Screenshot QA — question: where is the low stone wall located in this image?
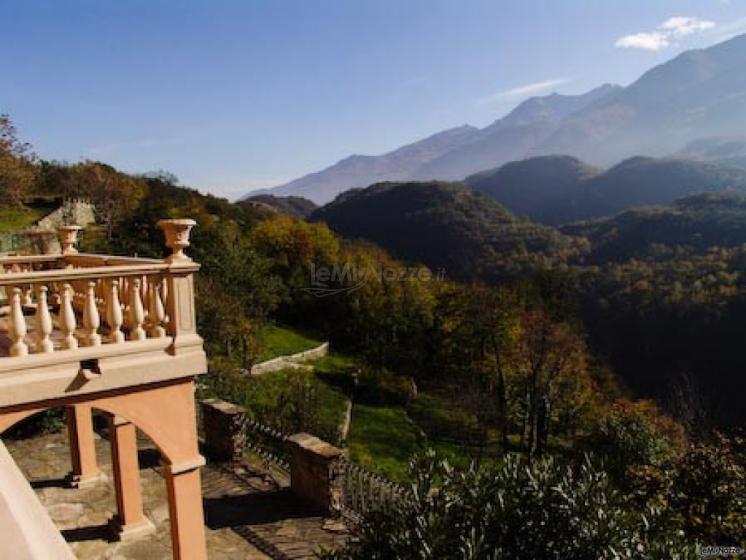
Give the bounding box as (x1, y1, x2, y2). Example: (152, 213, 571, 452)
(200, 398, 248, 462)
(35, 199, 96, 230)
(250, 342, 329, 376)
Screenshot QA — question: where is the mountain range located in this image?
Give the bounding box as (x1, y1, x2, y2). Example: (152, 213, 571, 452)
(246, 33, 746, 204)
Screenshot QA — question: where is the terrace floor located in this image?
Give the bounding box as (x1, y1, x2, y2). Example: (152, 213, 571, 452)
(4, 430, 350, 559)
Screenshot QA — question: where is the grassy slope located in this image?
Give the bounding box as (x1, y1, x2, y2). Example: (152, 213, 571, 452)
(349, 390, 497, 479)
(347, 403, 420, 481)
(0, 206, 51, 234)
(256, 324, 323, 362)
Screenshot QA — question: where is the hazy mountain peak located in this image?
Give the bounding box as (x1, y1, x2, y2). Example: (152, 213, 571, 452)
(246, 33, 746, 203)
(488, 83, 621, 131)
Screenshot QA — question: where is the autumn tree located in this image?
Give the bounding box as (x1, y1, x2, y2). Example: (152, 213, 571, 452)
(509, 309, 598, 459)
(64, 161, 145, 239)
(0, 114, 36, 207)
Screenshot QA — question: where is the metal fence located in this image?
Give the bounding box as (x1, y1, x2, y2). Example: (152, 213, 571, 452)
(240, 415, 411, 526)
(245, 418, 291, 472)
(337, 457, 410, 523)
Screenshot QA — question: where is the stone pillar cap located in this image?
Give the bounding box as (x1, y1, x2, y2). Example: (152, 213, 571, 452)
(287, 433, 343, 458)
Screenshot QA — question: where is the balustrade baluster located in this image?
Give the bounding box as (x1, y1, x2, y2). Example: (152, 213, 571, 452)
(59, 283, 78, 350)
(148, 278, 166, 338)
(82, 282, 101, 346)
(128, 278, 146, 341)
(34, 285, 54, 353)
(22, 285, 32, 306)
(8, 287, 28, 357)
(160, 279, 169, 325)
(106, 280, 124, 343)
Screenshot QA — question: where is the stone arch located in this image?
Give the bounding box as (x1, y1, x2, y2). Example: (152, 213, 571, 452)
(0, 379, 201, 468)
(76, 380, 201, 468)
(0, 408, 47, 434)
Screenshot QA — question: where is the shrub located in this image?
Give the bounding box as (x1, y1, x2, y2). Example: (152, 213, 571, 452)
(589, 400, 685, 483)
(324, 450, 696, 560)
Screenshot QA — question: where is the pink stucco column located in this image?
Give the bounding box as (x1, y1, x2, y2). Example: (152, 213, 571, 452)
(65, 405, 103, 488)
(108, 415, 154, 540)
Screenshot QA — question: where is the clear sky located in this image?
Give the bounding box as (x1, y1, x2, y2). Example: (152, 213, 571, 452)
(2, 0, 746, 199)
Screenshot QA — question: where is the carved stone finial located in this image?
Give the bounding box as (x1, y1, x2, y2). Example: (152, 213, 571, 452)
(57, 225, 83, 255)
(157, 219, 197, 263)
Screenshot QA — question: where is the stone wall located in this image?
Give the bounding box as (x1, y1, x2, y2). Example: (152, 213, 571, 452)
(250, 342, 329, 376)
(35, 199, 96, 230)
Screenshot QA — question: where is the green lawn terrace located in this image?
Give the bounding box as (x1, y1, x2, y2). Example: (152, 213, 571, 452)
(255, 324, 324, 362)
(204, 324, 518, 483)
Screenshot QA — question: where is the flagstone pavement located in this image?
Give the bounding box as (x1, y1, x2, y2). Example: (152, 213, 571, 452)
(4, 429, 350, 560)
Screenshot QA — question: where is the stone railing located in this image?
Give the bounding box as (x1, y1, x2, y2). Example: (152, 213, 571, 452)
(200, 397, 410, 520)
(0, 220, 200, 388)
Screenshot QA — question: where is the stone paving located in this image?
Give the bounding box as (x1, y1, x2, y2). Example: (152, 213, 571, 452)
(4, 429, 350, 559)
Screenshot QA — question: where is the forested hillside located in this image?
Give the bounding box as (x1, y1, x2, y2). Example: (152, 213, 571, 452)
(467, 155, 746, 224)
(310, 181, 587, 281)
(240, 194, 317, 218)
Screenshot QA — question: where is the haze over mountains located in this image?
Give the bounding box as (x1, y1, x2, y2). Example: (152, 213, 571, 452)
(246, 33, 746, 204)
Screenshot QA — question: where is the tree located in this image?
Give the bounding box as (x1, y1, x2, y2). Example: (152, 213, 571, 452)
(509, 310, 597, 459)
(64, 161, 145, 239)
(0, 114, 36, 207)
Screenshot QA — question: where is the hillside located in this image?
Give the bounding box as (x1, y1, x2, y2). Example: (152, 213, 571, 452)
(413, 84, 619, 180)
(679, 136, 746, 170)
(310, 181, 586, 281)
(466, 155, 746, 225)
(563, 192, 746, 264)
(240, 194, 317, 218)
(465, 155, 601, 222)
(536, 33, 746, 163)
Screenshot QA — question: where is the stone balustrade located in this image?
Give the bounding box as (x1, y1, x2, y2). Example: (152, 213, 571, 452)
(0, 220, 204, 410)
(0, 222, 198, 361)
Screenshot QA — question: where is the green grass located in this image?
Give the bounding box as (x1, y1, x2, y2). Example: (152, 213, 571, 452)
(408, 390, 479, 443)
(256, 324, 322, 362)
(347, 403, 421, 482)
(0, 206, 50, 234)
(242, 367, 349, 439)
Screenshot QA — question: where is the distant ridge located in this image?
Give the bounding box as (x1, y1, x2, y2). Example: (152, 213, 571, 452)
(466, 155, 746, 225)
(245, 33, 746, 204)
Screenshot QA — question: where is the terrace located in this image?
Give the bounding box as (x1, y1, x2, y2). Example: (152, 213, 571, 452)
(0, 219, 210, 559)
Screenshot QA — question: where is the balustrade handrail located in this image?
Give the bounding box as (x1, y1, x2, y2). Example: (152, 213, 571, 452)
(0, 255, 62, 266)
(0, 262, 179, 286)
(64, 253, 167, 266)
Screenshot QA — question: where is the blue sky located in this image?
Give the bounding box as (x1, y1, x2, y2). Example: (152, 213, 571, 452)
(2, 0, 746, 199)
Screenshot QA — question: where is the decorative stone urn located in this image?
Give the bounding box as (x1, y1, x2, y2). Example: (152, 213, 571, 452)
(57, 225, 83, 255)
(157, 219, 196, 263)
(22, 228, 56, 255)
